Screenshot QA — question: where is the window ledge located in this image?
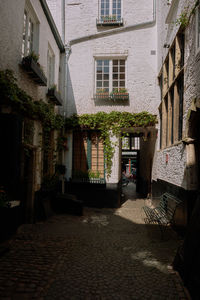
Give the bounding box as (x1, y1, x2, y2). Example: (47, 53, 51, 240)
(47, 88, 63, 106)
(21, 57, 47, 86)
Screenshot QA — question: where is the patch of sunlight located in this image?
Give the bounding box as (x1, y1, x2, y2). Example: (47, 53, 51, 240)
(82, 215, 109, 226)
(114, 208, 145, 224)
(131, 250, 168, 273)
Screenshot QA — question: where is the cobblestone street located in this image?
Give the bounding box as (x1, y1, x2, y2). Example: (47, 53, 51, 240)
(0, 190, 189, 300)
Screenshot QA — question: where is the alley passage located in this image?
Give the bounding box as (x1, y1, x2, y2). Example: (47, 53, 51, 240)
(0, 199, 188, 300)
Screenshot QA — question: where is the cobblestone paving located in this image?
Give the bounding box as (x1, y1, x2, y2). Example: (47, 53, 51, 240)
(0, 198, 189, 300)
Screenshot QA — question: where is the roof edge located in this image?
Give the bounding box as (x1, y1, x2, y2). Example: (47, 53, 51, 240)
(39, 0, 65, 53)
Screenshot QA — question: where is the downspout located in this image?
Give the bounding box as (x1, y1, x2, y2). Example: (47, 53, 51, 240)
(62, 0, 65, 43)
(67, 0, 156, 46)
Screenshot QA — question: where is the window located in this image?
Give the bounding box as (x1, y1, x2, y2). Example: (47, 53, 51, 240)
(122, 136, 140, 150)
(196, 5, 200, 52)
(47, 46, 55, 88)
(100, 0, 121, 20)
(73, 131, 105, 179)
(22, 3, 39, 58)
(96, 59, 126, 93)
(159, 32, 184, 148)
(97, 0, 123, 25)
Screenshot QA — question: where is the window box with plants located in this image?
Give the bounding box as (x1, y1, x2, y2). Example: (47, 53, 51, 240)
(96, 15, 123, 26)
(21, 52, 47, 86)
(47, 85, 63, 106)
(110, 88, 129, 101)
(72, 170, 105, 184)
(95, 88, 110, 100)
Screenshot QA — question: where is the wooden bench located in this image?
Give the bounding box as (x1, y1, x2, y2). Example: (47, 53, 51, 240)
(142, 192, 182, 238)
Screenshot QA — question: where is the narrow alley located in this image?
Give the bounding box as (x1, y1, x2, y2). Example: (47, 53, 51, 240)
(0, 190, 188, 300)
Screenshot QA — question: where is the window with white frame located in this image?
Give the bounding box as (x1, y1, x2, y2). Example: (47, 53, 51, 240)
(22, 3, 39, 58)
(47, 46, 55, 88)
(196, 5, 200, 52)
(96, 59, 126, 93)
(100, 0, 122, 21)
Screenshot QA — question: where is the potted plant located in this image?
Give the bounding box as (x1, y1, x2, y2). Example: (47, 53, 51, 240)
(110, 88, 129, 100)
(47, 84, 62, 105)
(95, 88, 110, 99)
(22, 51, 47, 86)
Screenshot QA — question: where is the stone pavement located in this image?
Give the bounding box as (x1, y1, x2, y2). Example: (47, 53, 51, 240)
(0, 197, 190, 300)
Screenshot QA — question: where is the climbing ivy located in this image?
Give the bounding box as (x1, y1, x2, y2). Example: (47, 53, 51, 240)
(0, 69, 65, 130)
(65, 111, 157, 177)
(175, 0, 199, 28)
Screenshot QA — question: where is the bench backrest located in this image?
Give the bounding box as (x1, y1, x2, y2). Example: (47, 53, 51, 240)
(158, 193, 182, 220)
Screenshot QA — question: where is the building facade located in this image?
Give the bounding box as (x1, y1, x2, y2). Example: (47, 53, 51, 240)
(47, 0, 159, 204)
(152, 0, 200, 226)
(0, 0, 65, 222)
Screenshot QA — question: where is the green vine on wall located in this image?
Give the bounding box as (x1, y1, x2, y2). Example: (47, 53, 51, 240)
(0, 69, 64, 130)
(65, 112, 157, 177)
(175, 0, 199, 28)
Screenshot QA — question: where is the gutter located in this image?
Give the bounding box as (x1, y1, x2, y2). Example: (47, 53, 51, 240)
(68, 0, 156, 46)
(39, 0, 65, 52)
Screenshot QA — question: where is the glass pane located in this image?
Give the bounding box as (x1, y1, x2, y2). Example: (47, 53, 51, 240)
(120, 60, 125, 65)
(104, 60, 109, 65)
(103, 74, 109, 80)
(97, 74, 102, 80)
(97, 60, 102, 66)
(122, 137, 130, 150)
(97, 81, 102, 87)
(104, 67, 109, 73)
(120, 81, 125, 87)
(113, 81, 118, 87)
(113, 60, 118, 65)
(97, 68, 102, 73)
(113, 74, 118, 79)
(120, 73, 125, 79)
(104, 81, 109, 87)
(120, 66, 125, 72)
(113, 67, 118, 72)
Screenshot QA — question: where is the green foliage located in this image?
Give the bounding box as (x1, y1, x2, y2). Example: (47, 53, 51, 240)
(175, 0, 199, 28)
(65, 111, 157, 177)
(0, 69, 64, 131)
(25, 51, 39, 63)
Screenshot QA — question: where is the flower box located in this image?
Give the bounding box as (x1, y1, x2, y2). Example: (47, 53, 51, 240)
(96, 17, 123, 26)
(22, 56, 47, 86)
(95, 92, 110, 100)
(47, 88, 63, 106)
(111, 92, 129, 101)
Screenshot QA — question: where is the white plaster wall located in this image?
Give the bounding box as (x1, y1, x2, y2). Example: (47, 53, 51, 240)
(65, 0, 154, 42)
(152, 0, 200, 189)
(66, 28, 158, 116)
(63, 0, 158, 182)
(46, 0, 63, 39)
(0, 0, 62, 102)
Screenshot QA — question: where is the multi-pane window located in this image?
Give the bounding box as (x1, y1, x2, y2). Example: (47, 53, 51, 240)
(22, 5, 38, 58)
(73, 131, 105, 179)
(122, 136, 140, 150)
(159, 32, 184, 149)
(112, 0, 122, 20)
(22, 10, 34, 57)
(96, 59, 126, 93)
(47, 47, 55, 88)
(96, 60, 109, 92)
(100, 0, 122, 20)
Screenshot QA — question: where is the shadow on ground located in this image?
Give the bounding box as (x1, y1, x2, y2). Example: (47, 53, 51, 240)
(0, 196, 188, 300)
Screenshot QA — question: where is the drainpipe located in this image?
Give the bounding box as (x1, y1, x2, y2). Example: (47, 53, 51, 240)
(62, 0, 65, 43)
(68, 0, 156, 46)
